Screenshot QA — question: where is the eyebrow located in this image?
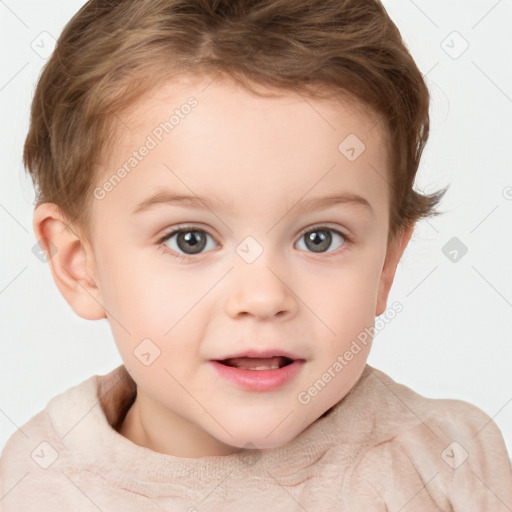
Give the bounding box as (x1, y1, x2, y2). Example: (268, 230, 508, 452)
(132, 190, 373, 216)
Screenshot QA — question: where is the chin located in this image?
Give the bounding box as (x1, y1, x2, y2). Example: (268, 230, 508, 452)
(217, 426, 299, 451)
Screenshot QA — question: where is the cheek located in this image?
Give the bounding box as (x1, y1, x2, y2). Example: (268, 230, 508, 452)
(99, 250, 211, 366)
(318, 250, 383, 310)
(309, 250, 385, 351)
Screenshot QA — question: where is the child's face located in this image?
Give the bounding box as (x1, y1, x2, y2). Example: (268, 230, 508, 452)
(49, 75, 412, 457)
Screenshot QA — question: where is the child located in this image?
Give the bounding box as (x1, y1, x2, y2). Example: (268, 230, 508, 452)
(1, 0, 511, 510)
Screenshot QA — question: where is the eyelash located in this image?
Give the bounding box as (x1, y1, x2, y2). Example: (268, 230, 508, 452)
(156, 224, 352, 262)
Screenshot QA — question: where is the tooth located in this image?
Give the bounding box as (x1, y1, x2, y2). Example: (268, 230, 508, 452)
(226, 356, 287, 370)
(243, 364, 280, 370)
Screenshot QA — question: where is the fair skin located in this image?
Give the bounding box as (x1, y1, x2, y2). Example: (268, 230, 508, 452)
(33, 74, 413, 458)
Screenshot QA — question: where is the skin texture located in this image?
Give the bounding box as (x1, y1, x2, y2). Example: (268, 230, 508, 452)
(33, 74, 414, 458)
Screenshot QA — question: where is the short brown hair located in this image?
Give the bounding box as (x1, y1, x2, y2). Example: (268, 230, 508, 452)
(24, 0, 448, 246)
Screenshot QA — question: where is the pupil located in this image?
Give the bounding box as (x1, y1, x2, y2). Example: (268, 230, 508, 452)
(307, 230, 331, 252)
(178, 231, 206, 254)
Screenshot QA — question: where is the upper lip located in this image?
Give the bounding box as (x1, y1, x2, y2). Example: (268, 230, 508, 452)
(212, 349, 304, 361)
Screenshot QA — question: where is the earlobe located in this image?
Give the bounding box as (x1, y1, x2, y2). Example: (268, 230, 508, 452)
(32, 203, 106, 320)
(375, 224, 415, 317)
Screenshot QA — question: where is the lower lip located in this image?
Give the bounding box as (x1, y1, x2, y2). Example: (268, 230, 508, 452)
(209, 360, 304, 392)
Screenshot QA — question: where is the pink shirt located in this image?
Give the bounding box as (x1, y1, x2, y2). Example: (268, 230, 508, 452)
(1, 364, 511, 511)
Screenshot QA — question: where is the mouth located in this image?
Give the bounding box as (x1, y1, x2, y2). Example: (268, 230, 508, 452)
(215, 356, 295, 371)
(209, 350, 305, 392)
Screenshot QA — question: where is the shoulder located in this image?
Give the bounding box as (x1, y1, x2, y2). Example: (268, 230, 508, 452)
(357, 365, 509, 443)
(344, 366, 512, 510)
(0, 372, 102, 510)
(0, 407, 77, 510)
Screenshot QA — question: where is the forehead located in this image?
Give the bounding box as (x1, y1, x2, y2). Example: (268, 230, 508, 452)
(92, 75, 390, 228)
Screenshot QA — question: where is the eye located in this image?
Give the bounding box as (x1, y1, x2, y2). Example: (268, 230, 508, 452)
(295, 225, 349, 255)
(158, 226, 217, 259)
(157, 224, 351, 261)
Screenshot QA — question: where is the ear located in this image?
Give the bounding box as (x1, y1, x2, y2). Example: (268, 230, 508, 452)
(32, 203, 106, 320)
(375, 223, 415, 317)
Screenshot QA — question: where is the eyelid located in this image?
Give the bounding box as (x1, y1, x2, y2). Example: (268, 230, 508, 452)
(157, 223, 216, 241)
(296, 223, 352, 242)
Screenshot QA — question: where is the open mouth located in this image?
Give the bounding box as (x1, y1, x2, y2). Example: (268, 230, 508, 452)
(210, 355, 304, 391)
(216, 356, 294, 371)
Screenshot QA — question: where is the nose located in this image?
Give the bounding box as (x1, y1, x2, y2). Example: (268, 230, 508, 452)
(224, 256, 298, 321)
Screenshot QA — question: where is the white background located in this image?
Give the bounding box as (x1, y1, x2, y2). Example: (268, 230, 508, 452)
(1, 0, 511, 458)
